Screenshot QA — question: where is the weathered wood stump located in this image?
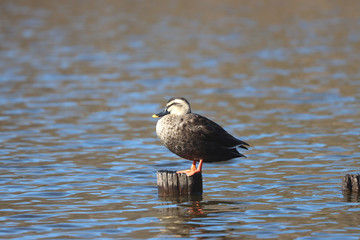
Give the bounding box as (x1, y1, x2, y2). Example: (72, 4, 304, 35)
(342, 173, 360, 192)
(157, 170, 203, 197)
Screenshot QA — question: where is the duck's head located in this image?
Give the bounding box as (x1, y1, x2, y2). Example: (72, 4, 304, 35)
(152, 97, 191, 118)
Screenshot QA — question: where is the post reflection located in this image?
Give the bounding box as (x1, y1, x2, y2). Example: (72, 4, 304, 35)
(342, 190, 360, 203)
(156, 195, 246, 238)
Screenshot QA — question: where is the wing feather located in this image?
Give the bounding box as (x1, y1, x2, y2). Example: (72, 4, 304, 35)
(187, 114, 250, 149)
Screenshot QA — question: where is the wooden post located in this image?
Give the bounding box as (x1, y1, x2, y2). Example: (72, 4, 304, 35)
(342, 173, 360, 192)
(157, 170, 203, 197)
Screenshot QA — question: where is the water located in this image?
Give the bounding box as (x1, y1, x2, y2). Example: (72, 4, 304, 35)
(1, 1, 360, 239)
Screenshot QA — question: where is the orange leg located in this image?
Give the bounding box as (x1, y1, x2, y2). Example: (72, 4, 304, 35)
(177, 159, 203, 176)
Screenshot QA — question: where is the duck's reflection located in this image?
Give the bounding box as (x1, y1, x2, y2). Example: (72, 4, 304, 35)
(185, 200, 204, 216)
(156, 195, 246, 238)
(158, 195, 205, 217)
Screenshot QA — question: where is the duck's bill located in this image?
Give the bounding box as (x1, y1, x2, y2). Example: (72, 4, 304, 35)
(152, 109, 169, 118)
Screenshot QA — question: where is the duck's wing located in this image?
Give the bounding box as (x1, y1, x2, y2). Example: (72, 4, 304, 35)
(188, 114, 250, 150)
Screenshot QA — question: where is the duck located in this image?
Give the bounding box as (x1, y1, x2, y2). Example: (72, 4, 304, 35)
(152, 97, 250, 176)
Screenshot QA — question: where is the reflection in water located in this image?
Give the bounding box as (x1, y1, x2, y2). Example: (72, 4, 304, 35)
(159, 195, 204, 204)
(1, 0, 360, 239)
(157, 196, 204, 237)
(157, 196, 248, 238)
(342, 191, 360, 203)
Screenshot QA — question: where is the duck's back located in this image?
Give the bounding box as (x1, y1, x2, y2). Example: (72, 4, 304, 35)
(156, 113, 248, 162)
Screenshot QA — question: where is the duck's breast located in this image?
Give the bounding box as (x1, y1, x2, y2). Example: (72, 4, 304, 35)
(156, 115, 177, 143)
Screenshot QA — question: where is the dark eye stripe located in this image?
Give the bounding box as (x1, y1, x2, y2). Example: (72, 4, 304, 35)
(166, 102, 179, 109)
